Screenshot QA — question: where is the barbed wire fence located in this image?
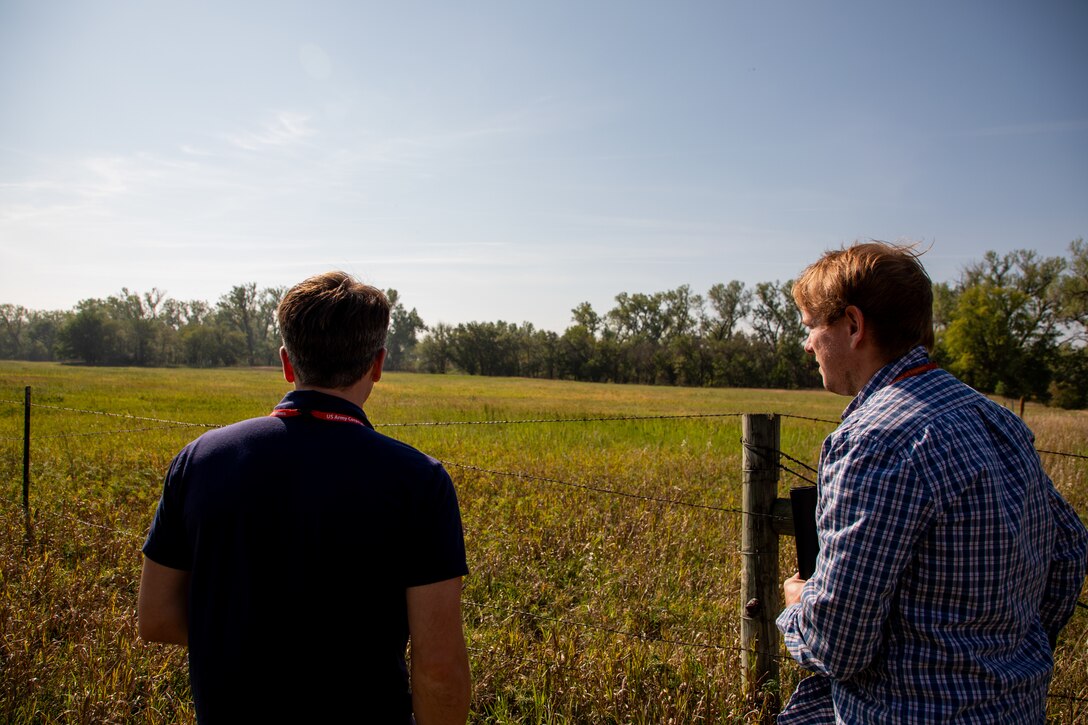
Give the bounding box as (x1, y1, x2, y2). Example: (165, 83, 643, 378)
(3, 392, 1088, 714)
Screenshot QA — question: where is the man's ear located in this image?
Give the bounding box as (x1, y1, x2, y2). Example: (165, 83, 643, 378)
(280, 346, 296, 383)
(844, 305, 866, 348)
(370, 347, 387, 383)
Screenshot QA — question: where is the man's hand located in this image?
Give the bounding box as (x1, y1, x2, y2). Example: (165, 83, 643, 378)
(783, 572, 807, 608)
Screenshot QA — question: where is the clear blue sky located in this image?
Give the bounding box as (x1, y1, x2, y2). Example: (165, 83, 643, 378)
(2, 1, 1086, 332)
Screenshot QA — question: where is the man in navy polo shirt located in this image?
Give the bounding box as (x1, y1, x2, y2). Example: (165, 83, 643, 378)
(138, 271, 471, 724)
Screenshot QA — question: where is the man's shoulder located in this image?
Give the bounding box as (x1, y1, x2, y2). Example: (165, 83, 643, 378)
(174, 412, 450, 486)
(837, 369, 1033, 460)
(361, 425, 423, 451)
(179, 415, 283, 454)
(836, 373, 964, 446)
(851, 371, 986, 427)
(361, 428, 448, 477)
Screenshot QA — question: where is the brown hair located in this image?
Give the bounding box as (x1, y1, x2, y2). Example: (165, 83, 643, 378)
(277, 271, 390, 389)
(792, 241, 934, 356)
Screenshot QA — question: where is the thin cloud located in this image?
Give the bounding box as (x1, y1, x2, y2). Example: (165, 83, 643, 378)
(0, 156, 136, 222)
(227, 111, 316, 151)
(335, 95, 588, 170)
(180, 144, 215, 157)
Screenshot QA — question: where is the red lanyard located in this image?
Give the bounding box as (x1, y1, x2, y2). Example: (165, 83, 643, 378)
(269, 408, 367, 426)
(891, 362, 938, 385)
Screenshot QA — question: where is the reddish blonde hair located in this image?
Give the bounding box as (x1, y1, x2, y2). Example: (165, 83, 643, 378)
(792, 241, 934, 356)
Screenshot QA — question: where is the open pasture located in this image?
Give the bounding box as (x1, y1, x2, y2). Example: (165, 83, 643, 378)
(2, 361, 1086, 723)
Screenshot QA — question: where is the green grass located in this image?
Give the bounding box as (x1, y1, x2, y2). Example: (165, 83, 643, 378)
(1, 361, 1085, 723)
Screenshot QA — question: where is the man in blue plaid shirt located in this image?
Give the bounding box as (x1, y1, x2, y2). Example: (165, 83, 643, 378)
(776, 242, 1088, 723)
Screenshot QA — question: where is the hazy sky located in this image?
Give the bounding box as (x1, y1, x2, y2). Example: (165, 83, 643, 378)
(2, 1, 1086, 332)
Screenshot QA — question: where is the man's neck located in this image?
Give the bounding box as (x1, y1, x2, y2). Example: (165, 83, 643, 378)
(850, 347, 915, 399)
(293, 378, 373, 409)
(846, 337, 900, 397)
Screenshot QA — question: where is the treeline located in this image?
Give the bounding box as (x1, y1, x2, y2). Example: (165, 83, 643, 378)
(411, 281, 819, 390)
(0, 284, 286, 368)
(2, 241, 1086, 407)
(0, 283, 430, 372)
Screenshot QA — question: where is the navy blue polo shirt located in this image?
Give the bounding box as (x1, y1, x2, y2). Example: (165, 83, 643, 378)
(143, 390, 468, 724)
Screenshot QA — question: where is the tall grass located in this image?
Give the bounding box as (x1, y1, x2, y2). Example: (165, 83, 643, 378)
(1, 361, 1085, 723)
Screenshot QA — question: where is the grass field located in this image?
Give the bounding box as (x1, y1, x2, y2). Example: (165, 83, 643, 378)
(2, 361, 1086, 723)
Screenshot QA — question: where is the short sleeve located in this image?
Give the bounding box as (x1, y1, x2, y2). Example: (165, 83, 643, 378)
(403, 462, 468, 587)
(142, 449, 194, 571)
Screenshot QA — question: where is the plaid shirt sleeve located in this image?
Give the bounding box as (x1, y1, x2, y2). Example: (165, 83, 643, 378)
(777, 431, 932, 679)
(1040, 484, 1088, 646)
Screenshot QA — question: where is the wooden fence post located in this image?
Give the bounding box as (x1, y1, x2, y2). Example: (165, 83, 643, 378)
(23, 385, 33, 546)
(741, 413, 781, 721)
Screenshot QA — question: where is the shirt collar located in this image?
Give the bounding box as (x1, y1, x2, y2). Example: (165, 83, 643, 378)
(841, 345, 931, 421)
(274, 389, 373, 429)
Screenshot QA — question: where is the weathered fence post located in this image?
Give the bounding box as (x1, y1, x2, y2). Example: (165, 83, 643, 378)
(23, 385, 33, 546)
(741, 413, 781, 721)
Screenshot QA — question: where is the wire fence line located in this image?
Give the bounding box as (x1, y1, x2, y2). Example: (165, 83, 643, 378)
(0, 424, 199, 441)
(1039, 448, 1088, 462)
(0, 495, 779, 663)
(8, 497, 1087, 710)
(3, 397, 1086, 462)
(1, 488, 798, 665)
(4, 399, 1086, 584)
(4, 395, 1088, 709)
(2, 395, 1084, 586)
(742, 440, 819, 487)
(0, 399, 221, 428)
(443, 461, 768, 517)
(0, 404, 815, 518)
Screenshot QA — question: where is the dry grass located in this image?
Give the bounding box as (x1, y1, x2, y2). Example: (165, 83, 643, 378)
(1, 362, 1085, 723)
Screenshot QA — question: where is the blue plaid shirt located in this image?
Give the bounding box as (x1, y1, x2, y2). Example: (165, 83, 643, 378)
(777, 347, 1088, 724)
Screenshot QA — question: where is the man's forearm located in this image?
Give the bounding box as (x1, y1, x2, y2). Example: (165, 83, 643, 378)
(407, 577, 471, 724)
(411, 658, 471, 725)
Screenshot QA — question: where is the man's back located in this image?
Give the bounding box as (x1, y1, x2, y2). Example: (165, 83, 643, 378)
(143, 390, 468, 723)
(781, 349, 1087, 722)
(822, 361, 1061, 718)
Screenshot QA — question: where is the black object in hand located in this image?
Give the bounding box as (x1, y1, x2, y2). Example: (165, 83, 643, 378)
(791, 485, 819, 579)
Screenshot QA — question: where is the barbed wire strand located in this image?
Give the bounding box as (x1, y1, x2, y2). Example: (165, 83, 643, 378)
(779, 464, 817, 486)
(741, 440, 819, 474)
(2, 399, 1084, 462)
(444, 461, 763, 518)
(0, 399, 220, 429)
(1047, 691, 1088, 705)
(1, 399, 748, 429)
(1038, 448, 1088, 461)
(779, 413, 841, 425)
(5, 425, 202, 440)
(382, 412, 749, 427)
